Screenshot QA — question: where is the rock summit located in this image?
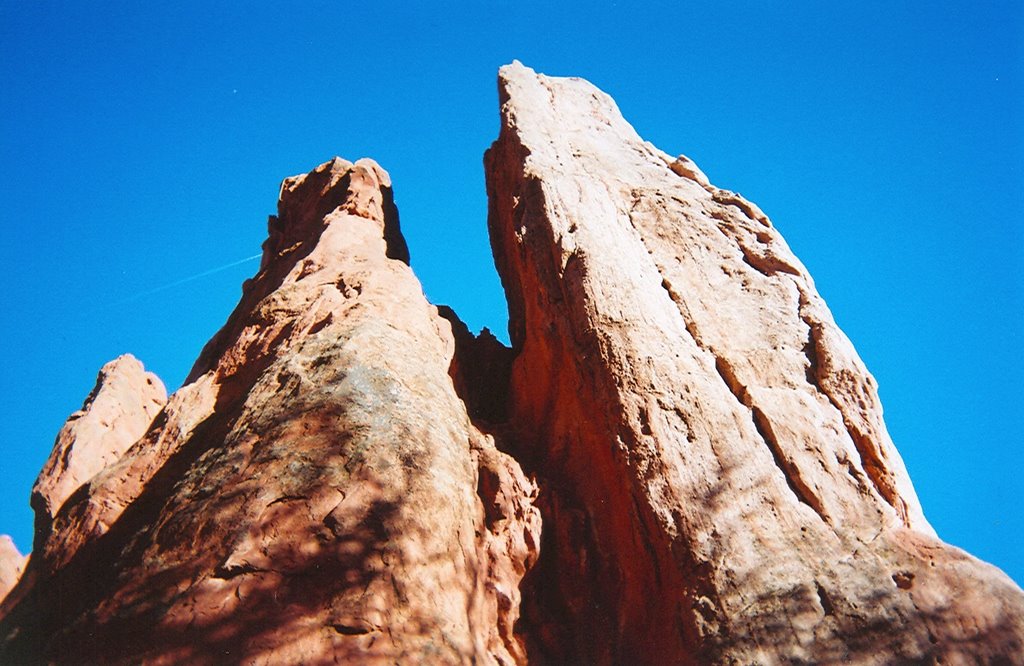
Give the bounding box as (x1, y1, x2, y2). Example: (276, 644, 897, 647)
(1, 63, 1021, 665)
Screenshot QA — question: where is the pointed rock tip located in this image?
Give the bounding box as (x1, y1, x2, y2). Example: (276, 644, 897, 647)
(0, 534, 24, 558)
(267, 156, 408, 267)
(101, 353, 143, 374)
(98, 354, 167, 398)
(497, 61, 541, 106)
(499, 60, 535, 81)
(282, 156, 391, 198)
(0, 534, 26, 604)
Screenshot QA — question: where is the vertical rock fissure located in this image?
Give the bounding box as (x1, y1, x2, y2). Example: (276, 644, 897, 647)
(644, 226, 830, 524)
(796, 294, 907, 523)
(748, 405, 830, 523)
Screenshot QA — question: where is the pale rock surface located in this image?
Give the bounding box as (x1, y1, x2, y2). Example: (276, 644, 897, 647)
(0, 157, 540, 664)
(0, 537, 25, 604)
(486, 61, 1024, 664)
(30, 354, 167, 546)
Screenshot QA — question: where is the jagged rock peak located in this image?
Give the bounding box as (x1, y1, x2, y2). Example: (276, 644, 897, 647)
(261, 157, 409, 271)
(0, 537, 25, 604)
(486, 61, 1023, 664)
(30, 354, 166, 546)
(0, 156, 539, 665)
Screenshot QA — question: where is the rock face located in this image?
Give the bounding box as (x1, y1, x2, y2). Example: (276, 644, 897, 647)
(0, 157, 540, 664)
(30, 355, 167, 553)
(0, 537, 25, 603)
(1, 63, 1021, 664)
(485, 62, 1024, 664)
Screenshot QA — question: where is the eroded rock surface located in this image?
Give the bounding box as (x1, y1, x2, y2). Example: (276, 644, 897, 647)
(1, 63, 1020, 665)
(485, 61, 1024, 664)
(0, 157, 540, 665)
(30, 354, 167, 554)
(0, 537, 25, 604)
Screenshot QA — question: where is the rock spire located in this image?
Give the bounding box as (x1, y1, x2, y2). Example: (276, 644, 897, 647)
(1, 63, 1020, 664)
(485, 61, 1023, 664)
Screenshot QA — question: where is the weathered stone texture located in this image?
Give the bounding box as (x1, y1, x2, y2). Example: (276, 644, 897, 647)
(0, 157, 540, 665)
(1, 63, 1020, 665)
(30, 354, 166, 552)
(485, 61, 1023, 664)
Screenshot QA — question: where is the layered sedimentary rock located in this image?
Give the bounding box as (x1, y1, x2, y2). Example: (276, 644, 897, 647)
(1, 63, 1021, 665)
(0, 157, 540, 664)
(486, 62, 1024, 663)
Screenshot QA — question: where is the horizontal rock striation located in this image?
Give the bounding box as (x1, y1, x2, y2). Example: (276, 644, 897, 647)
(485, 61, 1024, 664)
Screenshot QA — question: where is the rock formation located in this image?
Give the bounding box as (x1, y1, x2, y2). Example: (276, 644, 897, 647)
(485, 62, 1023, 664)
(30, 355, 167, 555)
(0, 157, 540, 664)
(0, 63, 1021, 664)
(0, 537, 25, 603)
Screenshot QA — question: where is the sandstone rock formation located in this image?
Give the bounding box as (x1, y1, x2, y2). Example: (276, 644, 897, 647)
(486, 61, 1024, 664)
(0, 536, 25, 603)
(0, 63, 1021, 665)
(0, 157, 540, 664)
(30, 354, 167, 553)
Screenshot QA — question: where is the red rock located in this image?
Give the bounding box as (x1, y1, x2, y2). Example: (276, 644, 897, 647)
(1, 64, 1021, 665)
(30, 355, 166, 554)
(0, 157, 540, 664)
(485, 61, 1024, 664)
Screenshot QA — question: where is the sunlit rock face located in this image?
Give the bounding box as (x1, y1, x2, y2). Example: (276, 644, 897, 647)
(0, 157, 540, 665)
(28, 354, 167, 567)
(0, 537, 25, 604)
(485, 61, 1024, 664)
(0, 64, 1021, 665)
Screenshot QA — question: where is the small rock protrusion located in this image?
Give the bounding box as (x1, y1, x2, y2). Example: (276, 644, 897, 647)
(668, 154, 711, 189)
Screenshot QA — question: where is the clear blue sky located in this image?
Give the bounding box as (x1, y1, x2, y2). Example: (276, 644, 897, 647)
(1, 3, 1020, 584)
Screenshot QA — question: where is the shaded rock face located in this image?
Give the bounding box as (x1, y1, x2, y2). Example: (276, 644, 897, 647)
(486, 62, 1024, 664)
(0, 157, 540, 664)
(0, 63, 1021, 665)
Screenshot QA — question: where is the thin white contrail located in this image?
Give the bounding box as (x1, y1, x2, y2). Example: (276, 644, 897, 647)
(113, 253, 262, 306)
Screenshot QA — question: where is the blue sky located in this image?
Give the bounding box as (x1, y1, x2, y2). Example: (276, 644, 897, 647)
(1, 3, 1020, 584)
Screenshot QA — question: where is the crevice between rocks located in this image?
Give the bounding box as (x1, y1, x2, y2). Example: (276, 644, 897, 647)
(436, 306, 514, 428)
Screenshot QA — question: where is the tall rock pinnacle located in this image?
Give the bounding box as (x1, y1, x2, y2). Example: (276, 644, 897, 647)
(0, 157, 540, 664)
(485, 61, 1023, 663)
(0, 64, 1020, 664)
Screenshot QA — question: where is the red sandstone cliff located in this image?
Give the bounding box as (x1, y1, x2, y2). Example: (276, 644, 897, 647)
(0, 63, 1020, 664)
(485, 61, 1023, 664)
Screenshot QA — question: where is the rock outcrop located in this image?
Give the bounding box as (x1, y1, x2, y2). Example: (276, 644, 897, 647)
(486, 61, 1024, 664)
(0, 537, 25, 603)
(0, 157, 540, 664)
(30, 355, 167, 554)
(0, 63, 1021, 664)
